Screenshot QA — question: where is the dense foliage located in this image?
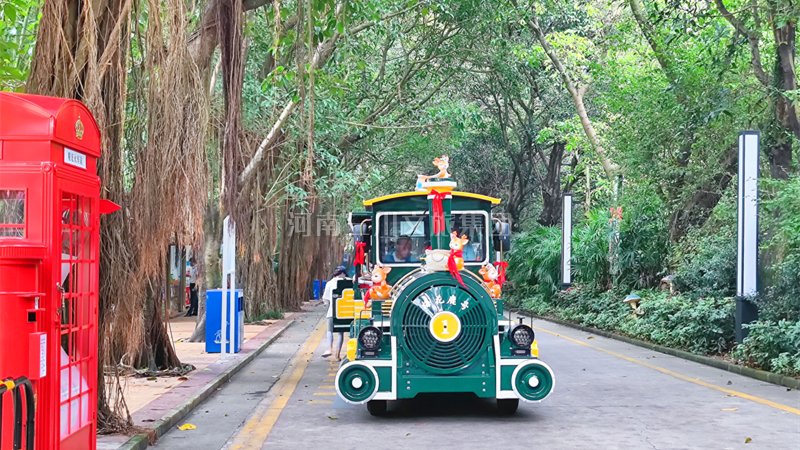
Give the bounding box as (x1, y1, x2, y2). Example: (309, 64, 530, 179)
(508, 178, 800, 374)
(515, 288, 735, 354)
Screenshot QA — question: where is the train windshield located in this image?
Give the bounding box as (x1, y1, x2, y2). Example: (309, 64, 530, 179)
(452, 212, 488, 264)
(377, 211, 489, 265)
(378, 213, 427, 265)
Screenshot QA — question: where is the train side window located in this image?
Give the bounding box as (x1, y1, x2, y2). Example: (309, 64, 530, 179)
(452, 212, 488, 264)
(377, 213, 427, 265)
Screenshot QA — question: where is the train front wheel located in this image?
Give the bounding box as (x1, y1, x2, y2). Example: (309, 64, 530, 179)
(497, 399, 519, 415)
(367, 400, 388, 416)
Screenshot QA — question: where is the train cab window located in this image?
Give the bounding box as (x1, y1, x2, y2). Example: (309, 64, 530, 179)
(452, 212, 488, 264)
(377, 213, 427, 264)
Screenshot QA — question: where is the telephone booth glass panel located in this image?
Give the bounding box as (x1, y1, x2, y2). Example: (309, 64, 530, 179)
(0, 189, 25, 237)
(58, 191, 94, 439)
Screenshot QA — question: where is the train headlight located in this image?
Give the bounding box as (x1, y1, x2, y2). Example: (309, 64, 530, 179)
(358, 326, 382, 352)
(509, 324, 535, 350)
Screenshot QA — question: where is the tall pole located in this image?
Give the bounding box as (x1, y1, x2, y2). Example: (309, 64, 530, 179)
(222, 216, 236, 353)
(736, 131, 759, 343)
(561, 192, 572, 288)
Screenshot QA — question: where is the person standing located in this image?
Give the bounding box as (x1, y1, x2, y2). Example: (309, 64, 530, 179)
(322, 266, 347, 359)
(185, 257, 199, 317)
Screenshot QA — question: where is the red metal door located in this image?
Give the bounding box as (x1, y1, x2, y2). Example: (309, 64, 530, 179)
(54, 181, 98, 450)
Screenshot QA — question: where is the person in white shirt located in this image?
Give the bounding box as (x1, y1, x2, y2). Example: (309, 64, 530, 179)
(185, 258, 199, 316)
(322, 266, 347, 359)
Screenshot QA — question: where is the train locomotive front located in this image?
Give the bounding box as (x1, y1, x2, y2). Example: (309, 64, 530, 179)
(332, 162, 555, 415)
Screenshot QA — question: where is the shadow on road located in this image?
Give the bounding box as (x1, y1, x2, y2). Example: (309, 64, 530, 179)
(378, 393, 541, 422)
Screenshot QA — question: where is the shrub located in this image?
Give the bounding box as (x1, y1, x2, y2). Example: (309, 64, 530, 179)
(759, 176, 800, 323)
(507, 226, 562, 300)
(731, 320, 800, 376)
(617, 292, 735, 354)
(754, 252, 800, 324)
(672, 193, 737, 297)
(615, 185, 670, 290)
(573, 209, 612, 290)
(248, 309, 284, 321)
(535, 289, 735, 355)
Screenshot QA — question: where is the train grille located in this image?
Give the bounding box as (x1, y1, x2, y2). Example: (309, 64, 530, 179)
(400, 288, 489, 373)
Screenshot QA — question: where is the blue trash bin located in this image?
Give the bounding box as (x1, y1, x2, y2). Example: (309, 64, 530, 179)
(206, 289, 244, 353)
(312, 279, 323, 300)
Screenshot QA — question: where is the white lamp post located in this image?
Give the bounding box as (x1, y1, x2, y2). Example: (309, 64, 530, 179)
(222, 216, 237, 354)
(561, 192, 572, 288)
(736, 131, 759, 342)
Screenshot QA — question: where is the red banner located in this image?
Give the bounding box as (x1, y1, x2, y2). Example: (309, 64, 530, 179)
(354, 241, 366, 266)
(494, 261, 508, 287)
(430, 190, 447, 234)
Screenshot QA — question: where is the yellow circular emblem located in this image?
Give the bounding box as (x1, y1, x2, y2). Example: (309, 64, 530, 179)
(429, 311, 461, 343)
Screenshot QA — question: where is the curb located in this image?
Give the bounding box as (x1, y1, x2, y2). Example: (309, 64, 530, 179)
(513, 309, 800, 391)
(117, 318, 296, 450)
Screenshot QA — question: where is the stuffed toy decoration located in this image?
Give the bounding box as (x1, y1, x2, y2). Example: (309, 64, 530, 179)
(479, 263, 502, 298)
(365, 265, 392, 306)
(447, 231, 469, 287)
(415, 155, 452, 188)
(430, 155, 450, 179)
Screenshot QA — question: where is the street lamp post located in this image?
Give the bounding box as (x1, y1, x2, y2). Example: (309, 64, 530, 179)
(561, 192, 572, 289)
(736, 131, 759, 343)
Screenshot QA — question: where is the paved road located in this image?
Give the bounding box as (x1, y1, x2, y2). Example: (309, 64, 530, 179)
(155, 304, 800, 449)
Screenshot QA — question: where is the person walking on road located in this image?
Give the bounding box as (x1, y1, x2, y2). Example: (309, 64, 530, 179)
(322, 266, 347, 359)
(186, 257, 199, 317)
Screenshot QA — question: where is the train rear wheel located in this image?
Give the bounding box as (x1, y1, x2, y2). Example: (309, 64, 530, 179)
(497, 399, 519, 415)
(367, 400, 388, 416)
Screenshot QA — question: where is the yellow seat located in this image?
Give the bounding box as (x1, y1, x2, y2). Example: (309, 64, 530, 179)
(335, 288, 371, 319)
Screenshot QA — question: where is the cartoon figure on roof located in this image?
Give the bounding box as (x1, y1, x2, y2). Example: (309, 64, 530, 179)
(416, 155, 453, 191)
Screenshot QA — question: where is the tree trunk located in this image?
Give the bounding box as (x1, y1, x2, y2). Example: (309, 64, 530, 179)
(538, 142, 566, 226)
(190, 202, 223, 342)
(139, 278, 181, 370)
(28, 0, 135, 431)
(769, 20, 798, 178)
(668, 145, 738, 241)
(521, 11, 618, 182)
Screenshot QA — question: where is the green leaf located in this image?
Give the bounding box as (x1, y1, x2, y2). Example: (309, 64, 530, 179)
(3, 3, 17, 22)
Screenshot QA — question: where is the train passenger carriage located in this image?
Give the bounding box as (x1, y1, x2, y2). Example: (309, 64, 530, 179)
(333, 157, 555, 416)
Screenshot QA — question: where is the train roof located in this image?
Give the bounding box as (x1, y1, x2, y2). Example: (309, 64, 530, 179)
(362, 191, 501, 207)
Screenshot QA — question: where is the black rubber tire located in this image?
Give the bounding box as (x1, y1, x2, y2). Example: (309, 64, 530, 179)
(367, 400, 388, 416)
(497, 398, 519, 416)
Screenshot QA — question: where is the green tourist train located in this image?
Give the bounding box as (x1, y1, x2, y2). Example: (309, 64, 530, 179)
(332, 157, 555, 416)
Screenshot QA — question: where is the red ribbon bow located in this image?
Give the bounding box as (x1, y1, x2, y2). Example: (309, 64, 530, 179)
(494, 261, 508, 287)
(430, 190, 447, 234)
(448, 249, 466, 287)
(354, 241, 366, 266)
(363, 288, 371, 307)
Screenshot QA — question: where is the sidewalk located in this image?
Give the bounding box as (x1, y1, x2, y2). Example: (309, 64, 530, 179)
(97, 302, 320, 449)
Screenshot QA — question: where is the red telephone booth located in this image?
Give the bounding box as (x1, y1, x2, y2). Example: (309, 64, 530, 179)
(0, 92, 115, 450)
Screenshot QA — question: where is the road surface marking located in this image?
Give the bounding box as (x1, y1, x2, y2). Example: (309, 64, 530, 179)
(313, 392, 337, 396)
(536, 326, 800, 416)
(227, 318, 327, 449)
